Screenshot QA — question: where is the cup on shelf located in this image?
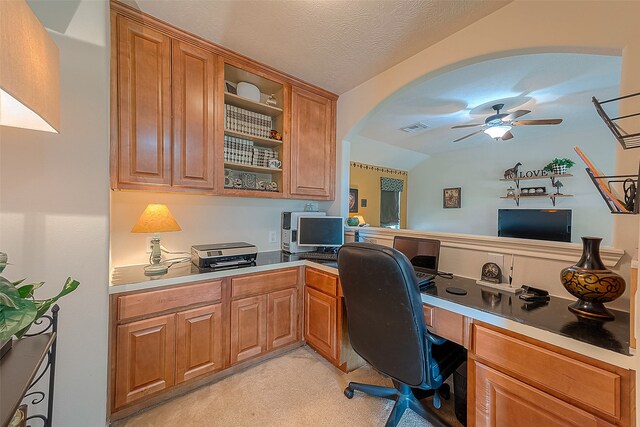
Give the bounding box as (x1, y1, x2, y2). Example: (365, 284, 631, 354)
(268, 159, 281, 169)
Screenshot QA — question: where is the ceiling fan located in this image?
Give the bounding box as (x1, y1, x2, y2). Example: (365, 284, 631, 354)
(451, 103, 563, 142)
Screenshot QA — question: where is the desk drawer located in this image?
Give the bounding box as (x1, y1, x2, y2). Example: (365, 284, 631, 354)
(305, 268, 338, 296)
(423, 305, 465, 346)
(117, 280, 222, 321)
(231, 268, 298, 299)
(473, 325, 621, 419)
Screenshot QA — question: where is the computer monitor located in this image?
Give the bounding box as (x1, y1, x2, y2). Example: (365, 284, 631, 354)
(297, 216, 344, 247)
(392, 236, 440, 274)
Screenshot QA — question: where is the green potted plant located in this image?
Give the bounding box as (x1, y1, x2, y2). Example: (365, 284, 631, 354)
(0, 252, 79, 357)
(543, 158, 576, 175)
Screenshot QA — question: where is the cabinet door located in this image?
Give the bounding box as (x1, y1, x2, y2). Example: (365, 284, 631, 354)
(230, 295, 267, 364)
(172, 40, 217, 190)
(115, 314, 175, 409)
(290, 86, 335, 200)
(304, 287, 337, 360)
(267, 288, 298, 350)
(176, 303, 223, 384)
(474, 361, 613, 427)
(116, 17, 172, 188)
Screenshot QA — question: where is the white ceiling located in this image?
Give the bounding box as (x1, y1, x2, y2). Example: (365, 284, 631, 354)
(134, 0, 510, 94)
(351, 53, 622, 157)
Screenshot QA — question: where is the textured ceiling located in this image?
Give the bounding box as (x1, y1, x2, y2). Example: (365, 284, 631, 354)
(134, 0, 511, 94)
(352, 53, 621, 156)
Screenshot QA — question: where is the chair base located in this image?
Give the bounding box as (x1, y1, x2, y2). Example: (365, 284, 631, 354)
(344, 380, 449, 427)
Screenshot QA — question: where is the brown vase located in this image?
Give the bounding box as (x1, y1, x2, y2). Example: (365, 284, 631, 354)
(560, 237, 625, 321)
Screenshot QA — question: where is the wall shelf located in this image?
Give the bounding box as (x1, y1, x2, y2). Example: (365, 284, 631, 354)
(500, 173, 572, 189)
(500, 194, 573, 207)
(592, 92, 640, 150)
(224, 92, 283, 117)
(586, 167, 640, 214)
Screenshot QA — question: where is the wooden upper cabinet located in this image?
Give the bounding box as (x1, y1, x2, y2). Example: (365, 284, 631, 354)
(290, 86, 335, 200)
(172, 40, 217, 190)
(116, 16, 172, 188)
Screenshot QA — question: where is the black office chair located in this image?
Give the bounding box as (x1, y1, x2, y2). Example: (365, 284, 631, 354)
(338, 242, 465, 427)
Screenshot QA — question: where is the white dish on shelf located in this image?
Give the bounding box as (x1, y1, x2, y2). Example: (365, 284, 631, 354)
(237, 82, 260, 102)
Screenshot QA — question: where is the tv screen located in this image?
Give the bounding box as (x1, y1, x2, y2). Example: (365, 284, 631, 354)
(297, 216, 344, 247)
(498, 209, 572, 243)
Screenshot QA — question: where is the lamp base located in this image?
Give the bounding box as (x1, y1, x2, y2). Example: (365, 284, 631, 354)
(144, 263, 169, 276)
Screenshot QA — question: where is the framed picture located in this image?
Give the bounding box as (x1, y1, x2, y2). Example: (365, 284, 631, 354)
(443, 187, 461, 209)
(349, 188, 359, 213)
(224, 80, 237, 95)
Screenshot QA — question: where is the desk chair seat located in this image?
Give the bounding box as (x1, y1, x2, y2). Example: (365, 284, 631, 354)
(338, 243, 465, 427)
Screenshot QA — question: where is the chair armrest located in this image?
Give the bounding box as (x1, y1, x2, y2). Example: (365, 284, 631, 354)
(425, 330, 447, 346)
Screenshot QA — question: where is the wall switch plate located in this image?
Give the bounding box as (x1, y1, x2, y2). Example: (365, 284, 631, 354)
(487, 253, 504, 281)
(145, 237, 153, 254)
(269, 231, 278, 243)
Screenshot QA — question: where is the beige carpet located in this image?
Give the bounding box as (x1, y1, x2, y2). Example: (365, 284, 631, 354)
(116, 346, 462, 427)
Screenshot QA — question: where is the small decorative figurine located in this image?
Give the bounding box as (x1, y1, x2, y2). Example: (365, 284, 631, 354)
(553, 180, 564, 194)
(269, 130, 282, 141)
(506, 187, 516, 197)
(503, 162, 522, 180)
(266, 94, 277, 107)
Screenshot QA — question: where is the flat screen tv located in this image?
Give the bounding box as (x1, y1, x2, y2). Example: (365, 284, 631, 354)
(498, 209, 572, 243)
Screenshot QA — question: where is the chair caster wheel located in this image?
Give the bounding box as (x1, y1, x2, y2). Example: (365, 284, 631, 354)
(344, 387, 354, 399)
(438, 383, 451, 400)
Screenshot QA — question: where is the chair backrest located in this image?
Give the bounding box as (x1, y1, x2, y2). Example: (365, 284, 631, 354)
(337, 242, 429, 387)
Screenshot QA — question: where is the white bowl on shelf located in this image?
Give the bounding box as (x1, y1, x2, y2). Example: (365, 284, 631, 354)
(237, 82, 260, 102)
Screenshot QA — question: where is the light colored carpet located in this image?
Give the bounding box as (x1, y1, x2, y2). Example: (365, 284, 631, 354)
(117, 346, 462, 427)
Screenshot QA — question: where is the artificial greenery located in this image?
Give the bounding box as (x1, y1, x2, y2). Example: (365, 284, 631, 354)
(543, 158, 576, 173)
(0, 252, 79, 341)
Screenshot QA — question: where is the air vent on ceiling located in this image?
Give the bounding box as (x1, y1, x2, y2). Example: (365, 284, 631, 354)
(400, 122, 429, 133)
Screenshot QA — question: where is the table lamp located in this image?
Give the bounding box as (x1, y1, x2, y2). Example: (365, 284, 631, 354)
(131, 204, 181, 275)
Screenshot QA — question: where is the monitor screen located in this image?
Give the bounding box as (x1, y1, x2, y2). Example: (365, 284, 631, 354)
(498, 209, 572, 242)
(297, 216, 344, 247)
(393, 236, 440, 273)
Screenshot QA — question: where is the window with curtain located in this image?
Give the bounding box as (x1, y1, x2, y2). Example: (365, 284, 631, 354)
(380, 177, 403, 229)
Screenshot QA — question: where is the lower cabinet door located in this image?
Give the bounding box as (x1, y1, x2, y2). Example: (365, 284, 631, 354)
(267, 288, 298, 350)
(474, 361, 613, 427)
(115, 314, 176, 409)
(176, 303, 223, 383)
(230, 295, 267, 364)
(304, 287, 337, 360)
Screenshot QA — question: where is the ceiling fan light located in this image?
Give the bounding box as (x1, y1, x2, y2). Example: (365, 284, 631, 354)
(484, 125, 512, 139)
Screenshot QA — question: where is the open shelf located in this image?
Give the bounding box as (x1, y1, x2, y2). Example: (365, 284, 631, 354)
(499, 173, 572, 182)
(592, 92, 640, 149)
(224, 129, 283, 148)
(224, 92, 283, 117)
(224, 161, 282, 174)
(501, 194, 573, 207)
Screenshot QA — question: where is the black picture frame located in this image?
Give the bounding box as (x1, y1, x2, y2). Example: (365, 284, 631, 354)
(225, 81, 237, 95)
(349, 188, 359, 213)
(443, 187, 461, 209)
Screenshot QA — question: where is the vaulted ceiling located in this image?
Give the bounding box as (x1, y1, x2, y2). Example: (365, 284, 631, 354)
(134, 0, 511, 94)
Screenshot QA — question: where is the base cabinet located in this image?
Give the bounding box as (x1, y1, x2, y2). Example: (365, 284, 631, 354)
(268, 288, 298, 351)
(230, 295, 268, 364)
(473, 361, 612, 427)
(176, 303, 224, 383)
(304, 287, 337, 360)
(115, 314, 176, 408)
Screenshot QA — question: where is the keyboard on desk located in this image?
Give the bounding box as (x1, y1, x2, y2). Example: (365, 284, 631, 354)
(297, 251, 338, 261)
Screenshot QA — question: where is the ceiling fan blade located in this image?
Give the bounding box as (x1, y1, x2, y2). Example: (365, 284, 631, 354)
(453, 129, 484, 142)
(501, 131, 514, 141)
(501, 110, 530, 122)
(451, 123, 484, 129)
(512, 119, 563, 126)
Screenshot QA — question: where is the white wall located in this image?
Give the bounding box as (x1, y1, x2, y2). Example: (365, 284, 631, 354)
(110, 191, 331, 267)
(0, 3, 110, 426)
(408, 122, 615, 245)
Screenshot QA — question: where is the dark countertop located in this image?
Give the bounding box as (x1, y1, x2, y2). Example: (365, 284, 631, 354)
(421, 275, 630, 356)
(111, 250, 630, 356)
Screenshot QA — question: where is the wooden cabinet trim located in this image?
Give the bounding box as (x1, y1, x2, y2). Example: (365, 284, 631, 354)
(305, 267, 338, 296)
(176, 303, 224, 383)
(117, 280, 222, 321)
(422, 304, 466, 347)
(231, 268, 299, 299)
(114, 314, 176, 409)
(304, 287, 338, 361)
(230, 295, 268, 364)
(473, 324, 623, 420)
